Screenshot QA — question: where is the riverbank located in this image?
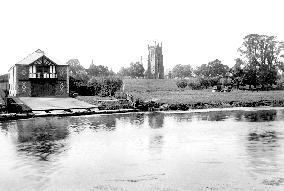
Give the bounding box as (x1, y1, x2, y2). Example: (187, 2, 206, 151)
(0, 108, 139, 121)
(76, 92, 284, 111)
(121, 79, 284, 111)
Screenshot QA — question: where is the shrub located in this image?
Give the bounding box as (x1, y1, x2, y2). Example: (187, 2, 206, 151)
(87, 77, 101, 95)
(198, 77, 210, 89)
(176, 79, 188, 88)
(187, 78, 202, 90)
(70, 76, 123, 97)
(276, 78, 284, 90)
(99, 77, 123, 97)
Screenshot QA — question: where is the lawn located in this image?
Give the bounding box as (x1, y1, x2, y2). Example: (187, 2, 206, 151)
(123, 79, 284, 105)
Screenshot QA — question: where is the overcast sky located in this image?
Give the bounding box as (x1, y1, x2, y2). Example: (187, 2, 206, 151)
(1, 0, 284, 75)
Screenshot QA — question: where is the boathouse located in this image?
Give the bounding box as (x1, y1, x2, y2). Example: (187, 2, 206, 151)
(8, 49, 69, 97)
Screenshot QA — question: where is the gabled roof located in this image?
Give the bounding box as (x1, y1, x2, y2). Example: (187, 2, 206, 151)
(15, 49, 65, 66)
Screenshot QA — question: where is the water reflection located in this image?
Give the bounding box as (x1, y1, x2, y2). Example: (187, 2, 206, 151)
(246, 128, 282, 175)
(129, 113, 145, 126)
(68, 115, 116, 132)
(170, 109, 278, 123)
(16, 117, 69, 161)
(197, 111, 229, 121)
(148, 112, 164, 128)
(243, 110, 277, 122)
(0, 109, 284, 190)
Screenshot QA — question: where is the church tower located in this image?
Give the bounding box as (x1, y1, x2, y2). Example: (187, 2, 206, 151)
(147, 41, 164, 79)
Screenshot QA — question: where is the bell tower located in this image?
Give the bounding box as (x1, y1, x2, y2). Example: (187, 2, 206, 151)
(147, 41, 164, 79)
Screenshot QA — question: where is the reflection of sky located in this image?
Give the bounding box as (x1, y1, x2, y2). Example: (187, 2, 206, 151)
(0, 109, 284, 190)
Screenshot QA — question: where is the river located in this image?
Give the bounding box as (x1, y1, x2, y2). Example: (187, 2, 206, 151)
(0, 108, 284, 191)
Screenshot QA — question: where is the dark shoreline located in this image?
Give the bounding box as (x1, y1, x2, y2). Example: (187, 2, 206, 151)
(135, 99, 284, 111)
(1, 99, 284, 122)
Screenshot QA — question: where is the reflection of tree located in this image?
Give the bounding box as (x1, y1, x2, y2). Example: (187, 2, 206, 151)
(16, 117, 69, 161)
(148, 112, 164, 129)
(172, 113, 193, 122)
(129, 113, 145, 126)
(205, 111, 229, 121)
(149, 135, 164, 155)
(246, 129, 281, 175)
(243, 110, 276, 122)
(233, 111, 243, 121)
(69, 115, 116, 132)
(194, 111, 229, 121)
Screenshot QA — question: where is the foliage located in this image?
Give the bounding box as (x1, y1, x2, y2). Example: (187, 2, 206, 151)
(172, 64, 193, 78)
(67, 59, 89, 81)
(87, 63, 111, 77)
(194, 64, 209, 77)
(231, 58, 245, 88)
(194, 59, 229, 78)
(276, 77, 284, 90)
(198, 77, 211, 89)
(69, 76, 122, 97)
(129, 62, 145, 78)
(238, 34, 284, 86)
(176, 79, 188, 88)
(187, 78, 202, 90)
(99, 76, 123, 96)
(118, 62, 145, 78)
(118, 67, 130, 77)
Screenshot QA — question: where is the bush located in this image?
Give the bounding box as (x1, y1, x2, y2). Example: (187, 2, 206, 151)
(69, 76, 89, 96)
(198, 77, 210, 89)
(69, 76, 123, 97)
(187, 78, 202, 90)
(99, 77, 123, 97)
(276, 78, 284, 90)
(87, 77, 101, 95)
(176, 80, 188, 88)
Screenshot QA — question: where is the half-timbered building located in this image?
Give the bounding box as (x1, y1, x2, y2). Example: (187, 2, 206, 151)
(8, 49, 69, 97)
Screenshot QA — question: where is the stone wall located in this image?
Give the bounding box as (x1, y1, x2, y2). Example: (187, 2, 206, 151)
(16, 65, 31, 97)
(16, 65, 29, 81)
(17, 81, 32, 97)
(55, 65, 69, 97)
(55, 81, 68, 97)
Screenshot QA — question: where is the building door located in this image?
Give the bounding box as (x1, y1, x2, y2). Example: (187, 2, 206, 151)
(31, 81, 55, 97)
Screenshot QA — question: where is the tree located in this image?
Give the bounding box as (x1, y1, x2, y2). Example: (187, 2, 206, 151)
(172, 64, 193, 78)
(67, 59, 89, 81)
(231, 58, 245, 88)
(194, 60, 229, 78)
(87, 63, 110, 77)
(238, 34, 284, 87)
(129, 62, 145, 78)
(118, 62, 145, 78)
(118, 67, 130, 77)
(194, 64, 210, 78)
(207, 59, 229, 78)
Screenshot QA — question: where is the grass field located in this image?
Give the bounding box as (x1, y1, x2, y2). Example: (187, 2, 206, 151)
(123, 79, 284, 105)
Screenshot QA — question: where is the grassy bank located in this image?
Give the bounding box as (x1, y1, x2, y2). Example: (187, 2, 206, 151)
(122, 79, 284, 110)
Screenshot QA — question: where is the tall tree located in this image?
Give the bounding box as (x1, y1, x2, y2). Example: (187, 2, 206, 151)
(87, 63, 110, 77)
(231, 58, 245, 88)
(194, 60, 229, 78)
(129, 62, 145, 78)
(118, 62, 145, 78)
(238, 34, 284, 86)
(172, 64, 193, 78)
(67, 59, 88, 81)
(207, 59, 229, 78)
(194, 64, 210, 77)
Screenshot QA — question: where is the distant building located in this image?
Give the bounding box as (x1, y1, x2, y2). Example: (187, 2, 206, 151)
(8, 49, 69, 97)
(147, 41, 164, 79)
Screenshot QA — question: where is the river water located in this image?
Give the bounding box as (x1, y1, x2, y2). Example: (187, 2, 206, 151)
(0, 109, 284, 191)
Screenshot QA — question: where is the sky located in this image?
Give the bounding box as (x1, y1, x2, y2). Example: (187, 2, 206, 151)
(1, 0, 284, 75)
